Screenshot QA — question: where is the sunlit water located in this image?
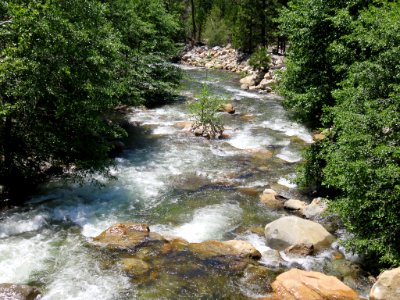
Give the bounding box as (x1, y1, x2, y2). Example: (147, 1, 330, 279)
(0, 66, 370, 299)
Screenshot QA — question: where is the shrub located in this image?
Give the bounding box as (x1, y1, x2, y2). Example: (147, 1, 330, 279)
(248, 47, 271, 72)
(188, 84, 224, 139)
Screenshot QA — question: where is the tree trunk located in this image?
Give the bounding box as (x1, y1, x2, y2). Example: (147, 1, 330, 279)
(190, 0, 196, 43)
(261, 0, 267, 47)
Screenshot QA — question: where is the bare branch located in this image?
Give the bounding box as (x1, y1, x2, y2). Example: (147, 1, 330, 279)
(0, 20, 12, 26)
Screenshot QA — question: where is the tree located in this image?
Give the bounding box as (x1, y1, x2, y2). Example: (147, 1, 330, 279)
(280, 0, 400, 267)
(189, 84, 224, 139)
(0, 0, 182, 203)
(324, 1, 400, 266)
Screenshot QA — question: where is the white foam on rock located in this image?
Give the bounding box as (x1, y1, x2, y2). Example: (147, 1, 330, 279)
(262, 118, 313, 143)
(276, 147, 302, 163)
(0, 232, 56, 283)
(0, 212, 48, 238)
(277, 178, 297, 189)
(42, 235, 131, 300)
(153, 202, 242, 243)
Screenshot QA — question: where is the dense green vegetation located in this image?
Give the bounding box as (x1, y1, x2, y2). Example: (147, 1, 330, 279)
(187, 0, 288, 52)
(0, 0, 181, 202)
(279, 0, 400, 266)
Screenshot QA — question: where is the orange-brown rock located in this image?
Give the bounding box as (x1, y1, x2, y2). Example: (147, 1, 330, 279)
(218, 103, 235, 114)
(270, 269, 360, 300)
(240, 114, 256, 121)
(92, 223, 166, 250)
(248, 148, 273, 159)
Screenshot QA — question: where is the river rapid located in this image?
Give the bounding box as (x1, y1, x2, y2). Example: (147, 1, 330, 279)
(0, 66, 371, 299)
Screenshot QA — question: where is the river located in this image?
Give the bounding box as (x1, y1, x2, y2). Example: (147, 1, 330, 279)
(0, 65, 371, 299)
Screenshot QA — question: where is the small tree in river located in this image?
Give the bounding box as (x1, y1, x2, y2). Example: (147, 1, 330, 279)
(188, 84, 224, 139)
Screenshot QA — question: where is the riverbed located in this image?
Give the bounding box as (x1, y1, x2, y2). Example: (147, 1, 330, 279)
(0, 65, 371, 299)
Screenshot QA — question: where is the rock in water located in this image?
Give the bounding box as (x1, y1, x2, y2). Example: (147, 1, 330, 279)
(264, 216, 335, 251)
(0, 283, 41, 300)
(188, 240, 261, 259)
(370, 267, 400, 300)
(92, 223, 166, 250)
(270, 269, 360, 300)
(218, 103, 235, 114)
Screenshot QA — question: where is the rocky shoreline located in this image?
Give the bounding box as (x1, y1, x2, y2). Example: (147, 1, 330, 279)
(180, 44, 285, 93)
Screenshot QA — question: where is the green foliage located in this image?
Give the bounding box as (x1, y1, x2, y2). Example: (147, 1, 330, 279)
(0, 0, 182, 201)
(324, 1, 400, 266)
(203, 5, 230, 47)
(248, 47, 271, 72)
(279, 0, 400, 267)
(188, 84, 224, 139)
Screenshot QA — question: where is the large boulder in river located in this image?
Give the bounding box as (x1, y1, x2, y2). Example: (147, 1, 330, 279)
(0, 283, 41, 300)
(269, 269, 360, 300)
(370, 267, 400, 300)
(264, 216, 335, 251)
(92, 223, 166, 250)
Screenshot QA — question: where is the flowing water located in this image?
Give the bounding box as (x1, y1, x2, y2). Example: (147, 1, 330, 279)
(0, 66, 371, 299)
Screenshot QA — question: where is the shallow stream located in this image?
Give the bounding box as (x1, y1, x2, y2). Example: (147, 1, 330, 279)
(0, 66, 371, 299)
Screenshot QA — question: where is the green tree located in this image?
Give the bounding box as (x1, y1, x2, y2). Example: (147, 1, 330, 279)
(324, 1, 400, 266)
(0, 0, 182, 203)
(189, 84, 224, 139)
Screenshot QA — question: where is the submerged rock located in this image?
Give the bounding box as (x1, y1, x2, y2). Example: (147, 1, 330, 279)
(188, 240, 261, 259)
(264, 216, 335, 251)
(370, 267, 400, 300)
(120, 257, 150, 277)
(92, 223, 166, 250)
(270, 269, 360, 300)
(0, 283, 41, 300)
(260, 191, 284, 209)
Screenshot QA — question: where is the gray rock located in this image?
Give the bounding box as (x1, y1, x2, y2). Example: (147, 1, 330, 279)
(264, 216, 335, 251)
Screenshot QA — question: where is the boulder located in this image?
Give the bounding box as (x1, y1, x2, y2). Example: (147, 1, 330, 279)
(284, 199, 307, 212)
(120, 258, 150, 277)
(313, 132, 326, 141)
(92, 223, 166, 250)
(303, 198, 328, 219)
(262, 189, 277, 195)
(188, 240, 261, 259)
(0, 284, 41, 300)
(264, 216, 335, 251)
(257, 78, 274, 90)
(260, 193, 284, 209)
(270, 269, 360, 300)
(240, 74, 258, 87)
(284, 242, 314, 256)
(370, 267, 400, 300)
(218, 103, 235, 114)
(240, 114, 256, 121)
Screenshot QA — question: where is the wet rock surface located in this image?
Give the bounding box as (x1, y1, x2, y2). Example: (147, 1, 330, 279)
(268, 269, 360, 300)
(0, 284, 41, 300)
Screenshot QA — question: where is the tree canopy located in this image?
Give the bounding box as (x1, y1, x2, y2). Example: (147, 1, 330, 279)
(279, 0, 400, 267)
(0, 0, 181, 202)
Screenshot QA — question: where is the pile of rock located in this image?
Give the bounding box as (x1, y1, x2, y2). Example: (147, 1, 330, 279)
(180, 44, 285, 93)
(181, 44, 247, 73)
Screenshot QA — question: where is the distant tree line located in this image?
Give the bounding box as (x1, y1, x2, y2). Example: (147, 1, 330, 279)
(0, 0, 182, 203)
(278, 0, 400, 268)
(169, 0, 288, 53)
